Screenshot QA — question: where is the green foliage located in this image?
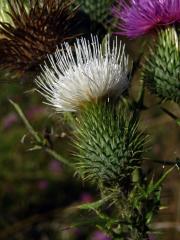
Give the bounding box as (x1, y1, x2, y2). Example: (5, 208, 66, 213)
(74, 101, 147, 187)
(76, 0, 115, 26)
(142, 27, 180, 103)
(76, 167, 175, 240)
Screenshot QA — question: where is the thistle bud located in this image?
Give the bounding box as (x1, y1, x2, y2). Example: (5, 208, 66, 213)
(142, 27, 180, 103)
(0, 0, 77, 74)
(76, 0, 115, 27)
(74, 102, 146, 187)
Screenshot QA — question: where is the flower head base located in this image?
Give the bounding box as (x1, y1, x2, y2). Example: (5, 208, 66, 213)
(113, 0, 180, 38)
(142, 27, 180, 103)
(74, 102, 146, 186)
(36, 35, 129, 112)
(0, 0, 77, 73)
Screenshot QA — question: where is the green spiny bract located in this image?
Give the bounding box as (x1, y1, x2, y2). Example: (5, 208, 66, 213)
(74, 101, 146, 187)
(76, 0, 114, 26)
(142, 27, 180, 103)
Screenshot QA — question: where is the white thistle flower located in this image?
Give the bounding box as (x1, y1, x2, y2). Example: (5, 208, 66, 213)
(36, 35, 129, 112)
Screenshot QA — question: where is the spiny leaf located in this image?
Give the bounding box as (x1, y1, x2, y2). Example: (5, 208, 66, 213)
(75, 195, 112, 210)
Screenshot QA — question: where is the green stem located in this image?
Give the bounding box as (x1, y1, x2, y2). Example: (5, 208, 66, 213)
(150, 166, 175, 193)
(10, 99, 72, 168)
(9, 99, 41, 143)
(45, 148, 72, 167)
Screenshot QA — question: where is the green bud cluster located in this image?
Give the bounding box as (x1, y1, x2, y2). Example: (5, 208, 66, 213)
(74, 102, 146, 187)
(76, 0, 114, 25)
(142, 27, 180, 103)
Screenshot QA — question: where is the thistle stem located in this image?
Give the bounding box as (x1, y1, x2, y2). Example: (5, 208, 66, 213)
(10, 99, 72, 167)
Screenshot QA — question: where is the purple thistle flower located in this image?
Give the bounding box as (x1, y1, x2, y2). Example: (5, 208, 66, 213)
(113, 0, 180, 38)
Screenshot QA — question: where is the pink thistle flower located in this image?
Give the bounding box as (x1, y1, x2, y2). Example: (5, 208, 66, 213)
(113, 0, 180, 38)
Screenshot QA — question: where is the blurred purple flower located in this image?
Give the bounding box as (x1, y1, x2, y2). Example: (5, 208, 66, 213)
(73, 227, 81, 237)
(91, 231, 111, 240)
(80, 192, 93, 203)
(37, 180, 49, 190)
(148, 233, 156, 240)
(113, 0, 180, 38)
(1, 113, 18, 129)
(26, 106, 45, 120)
(48, 160, 62, 174)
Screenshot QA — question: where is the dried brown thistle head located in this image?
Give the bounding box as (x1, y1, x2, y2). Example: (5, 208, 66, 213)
(0, 0, 78, 74)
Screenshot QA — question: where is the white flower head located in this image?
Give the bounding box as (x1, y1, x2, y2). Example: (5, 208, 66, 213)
(36, 35, 129, 112)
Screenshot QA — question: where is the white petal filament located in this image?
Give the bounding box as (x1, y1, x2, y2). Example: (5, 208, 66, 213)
(36, 35, 129, 112)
